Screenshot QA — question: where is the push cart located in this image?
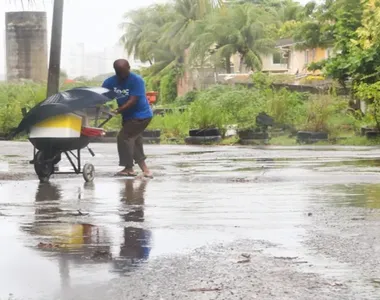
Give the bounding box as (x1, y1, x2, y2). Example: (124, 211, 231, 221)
(11, 87, 117, 183)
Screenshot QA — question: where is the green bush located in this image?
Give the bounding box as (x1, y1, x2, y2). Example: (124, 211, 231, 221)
(145, 75, 160, 92)
(0, 78, 370, 144)
(147, 110, 189, 139)
(0, 82, 46, 133)
(266, 88, 307, 127)
(251, 72, 273, 89)
(301, 94, 348, 133)
(175, 90, 198, 106)
(355, 82, 380, 130)
(188, 97, 228, 134)
(159, 71, 177, 104)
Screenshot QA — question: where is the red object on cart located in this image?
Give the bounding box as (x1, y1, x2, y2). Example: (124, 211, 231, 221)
(81, 127, 106, 137)
(146, 91, 158, 105)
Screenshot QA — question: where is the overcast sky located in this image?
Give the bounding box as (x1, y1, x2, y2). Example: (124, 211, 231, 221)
(0, 0, 309, 77)
(1, 0, 168, 76)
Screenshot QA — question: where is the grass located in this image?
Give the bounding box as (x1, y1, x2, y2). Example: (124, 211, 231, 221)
(219, 136, 240, 145)
(269, 135, 298, 146)
(326, 136, 380, 146)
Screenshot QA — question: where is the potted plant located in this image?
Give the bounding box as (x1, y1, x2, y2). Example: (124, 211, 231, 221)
(296, 95, 333, 144)
(185, 99, 225, 145)
(236, 109, 273, 145)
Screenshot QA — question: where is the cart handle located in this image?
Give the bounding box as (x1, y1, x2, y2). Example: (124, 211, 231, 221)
(97, 113, 115, 128)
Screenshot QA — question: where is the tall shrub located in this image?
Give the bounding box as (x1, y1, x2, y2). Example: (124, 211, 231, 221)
(159, 71, 177, 104)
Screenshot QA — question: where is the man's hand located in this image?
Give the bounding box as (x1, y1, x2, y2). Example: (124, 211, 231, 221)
(116, 96, 138, 114)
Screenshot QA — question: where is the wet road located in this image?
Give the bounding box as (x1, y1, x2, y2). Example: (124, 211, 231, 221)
(1, 141, 380, 299)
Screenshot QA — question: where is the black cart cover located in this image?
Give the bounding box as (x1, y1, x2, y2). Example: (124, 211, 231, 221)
(11, 87, 117, 137)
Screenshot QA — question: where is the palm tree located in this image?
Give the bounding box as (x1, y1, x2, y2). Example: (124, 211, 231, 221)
(120, 3, 183, 75)
(120, 4, 175, 66)
(120, 0, 219, 76)
(190, 3, 277, 73)
(197, 0, 224, 17)
(159, 0, 219, 60)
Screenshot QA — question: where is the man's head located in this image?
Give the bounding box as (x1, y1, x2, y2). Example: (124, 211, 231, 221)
(113, 59, 131, 80)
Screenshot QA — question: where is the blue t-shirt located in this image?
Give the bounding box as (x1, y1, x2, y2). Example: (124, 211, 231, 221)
(102, 72, 153, 121)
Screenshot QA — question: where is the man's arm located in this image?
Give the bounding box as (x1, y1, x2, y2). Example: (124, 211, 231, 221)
(116, 95, 138, 114)
(116, 77, 145, 114)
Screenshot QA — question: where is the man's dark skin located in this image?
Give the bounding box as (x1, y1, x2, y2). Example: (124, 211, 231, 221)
(112, 59, 152, 178)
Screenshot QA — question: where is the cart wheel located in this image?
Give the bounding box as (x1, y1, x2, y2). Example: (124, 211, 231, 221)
(83, 163, 95, 182)
(34, 151, 54, 183)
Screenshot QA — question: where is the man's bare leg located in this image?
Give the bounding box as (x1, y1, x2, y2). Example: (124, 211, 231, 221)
(117, 167, 137, 176)
(117, 121, 138, 176)
(137, 160, 153, 178)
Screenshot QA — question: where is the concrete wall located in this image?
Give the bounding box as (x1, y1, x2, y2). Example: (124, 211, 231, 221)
(6, 11, 48, 82)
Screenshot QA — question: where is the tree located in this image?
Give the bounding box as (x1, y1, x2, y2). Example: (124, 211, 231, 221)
(293, 0, 337, 49)
(190, 3, 276, 72)
(356, 0, 380, 50)
(120, 4, 175, 66)
(120, 0, 216, 76)
(292, 0, 367, 90)
(352, 0, 380, 128)
(160, 0, 207, 54)
(197, 0, 224, 17)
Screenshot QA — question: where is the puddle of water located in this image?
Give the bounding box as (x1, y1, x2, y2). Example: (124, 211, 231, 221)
(176, 151, 218, 156)
(0, 177, 312, 300)
(312, 183, 380, 209)
(2, 143, 380, 298)
(322, 159, 380, 168)
(0, 161, 8, 172)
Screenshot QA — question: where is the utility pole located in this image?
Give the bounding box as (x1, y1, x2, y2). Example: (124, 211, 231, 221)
(46, 0, 64, 97)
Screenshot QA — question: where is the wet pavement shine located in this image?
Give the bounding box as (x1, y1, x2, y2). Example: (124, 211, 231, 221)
(1, 142, 380, 299)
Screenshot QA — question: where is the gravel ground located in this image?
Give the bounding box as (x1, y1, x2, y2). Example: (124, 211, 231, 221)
(57, 239, 379, 300)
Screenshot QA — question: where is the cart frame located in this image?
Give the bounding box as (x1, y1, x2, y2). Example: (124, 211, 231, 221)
(27, 107, 114, 183)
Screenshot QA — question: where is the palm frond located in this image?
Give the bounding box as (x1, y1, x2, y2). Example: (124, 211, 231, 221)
(244, 49, 263, 71)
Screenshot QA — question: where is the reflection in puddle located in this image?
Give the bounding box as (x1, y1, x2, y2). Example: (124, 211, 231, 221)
(22, 183, 112, 291)
(322, 159, 380, 168)
(113, 180, 152, 274)
(321, 184, 380, 209)
(19, 180, 153, 292)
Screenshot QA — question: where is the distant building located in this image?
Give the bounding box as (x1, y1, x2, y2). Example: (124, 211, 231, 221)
(177, 38, 333, 96)
(260, 38, 332, 75)
(230, 38, 332, 75)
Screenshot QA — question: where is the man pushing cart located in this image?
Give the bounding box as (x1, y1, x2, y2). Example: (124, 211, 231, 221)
(11, 59, 155, 183)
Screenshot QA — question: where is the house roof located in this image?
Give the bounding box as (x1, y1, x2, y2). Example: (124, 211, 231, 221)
(275, 38, 295, 47)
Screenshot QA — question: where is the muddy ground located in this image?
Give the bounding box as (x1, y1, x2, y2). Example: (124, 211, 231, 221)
(1, 141, 380, 299)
